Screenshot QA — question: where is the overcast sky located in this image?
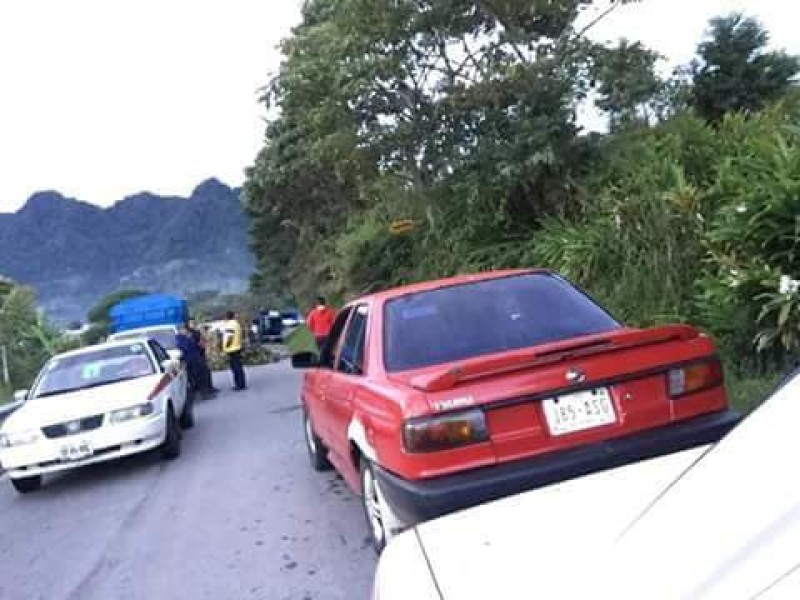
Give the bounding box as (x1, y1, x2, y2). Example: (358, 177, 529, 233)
(0, 0, 797, 212)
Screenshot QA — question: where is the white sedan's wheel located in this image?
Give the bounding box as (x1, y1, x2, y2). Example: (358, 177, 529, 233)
(161, 405, 182, 460)
(360, 460, 403, 554)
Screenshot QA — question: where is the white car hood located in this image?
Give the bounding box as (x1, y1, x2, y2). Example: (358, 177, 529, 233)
(408, 374, 800, 599)
(2, 376, 163, 430)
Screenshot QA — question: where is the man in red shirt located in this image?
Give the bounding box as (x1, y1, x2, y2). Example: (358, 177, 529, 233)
(306, 296, 337, 350)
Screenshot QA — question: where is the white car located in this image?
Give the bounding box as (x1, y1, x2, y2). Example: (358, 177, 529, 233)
(108, 323, 179, 350)
(0, 338, 193, 494)
(373, 368, 800, 600)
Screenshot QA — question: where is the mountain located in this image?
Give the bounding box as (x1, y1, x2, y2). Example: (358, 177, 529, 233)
(0, 178, 255, 324)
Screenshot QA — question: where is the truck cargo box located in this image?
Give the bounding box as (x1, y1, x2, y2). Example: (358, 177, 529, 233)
(109, 294, 188, 334)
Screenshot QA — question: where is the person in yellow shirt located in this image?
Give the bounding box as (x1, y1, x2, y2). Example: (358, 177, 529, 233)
(223, 310, 246, 391)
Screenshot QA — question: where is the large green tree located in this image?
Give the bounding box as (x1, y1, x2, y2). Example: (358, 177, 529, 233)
(690, 13, 799, 123)
(244, 0, 642, 302)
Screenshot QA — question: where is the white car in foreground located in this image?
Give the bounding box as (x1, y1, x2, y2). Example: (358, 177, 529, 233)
(0, 339, 193, 494)
(374, 367, 800, 600)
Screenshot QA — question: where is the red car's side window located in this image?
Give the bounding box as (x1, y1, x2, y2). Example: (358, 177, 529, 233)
(319, 308, 352, 369)
(337, 305, 368, 376)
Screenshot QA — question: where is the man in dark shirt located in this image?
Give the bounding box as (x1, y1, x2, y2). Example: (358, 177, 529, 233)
(188, 318, 218, 396)
(176, 323, 203, 395)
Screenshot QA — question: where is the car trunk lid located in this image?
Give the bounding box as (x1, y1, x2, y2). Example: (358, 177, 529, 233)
(389, 325, 726, 467)
(402, 325, 698, 393)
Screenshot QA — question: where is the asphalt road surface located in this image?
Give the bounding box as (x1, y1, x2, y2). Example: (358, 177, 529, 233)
(0, 362, 376, 600)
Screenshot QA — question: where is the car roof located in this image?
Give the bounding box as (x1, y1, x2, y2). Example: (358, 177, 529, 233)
(355, 268, 546, 304)
(110, 324, 177, 336)
(49, 338, 154, 361)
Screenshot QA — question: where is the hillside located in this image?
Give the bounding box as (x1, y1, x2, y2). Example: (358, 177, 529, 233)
(0, 178, 254, 323)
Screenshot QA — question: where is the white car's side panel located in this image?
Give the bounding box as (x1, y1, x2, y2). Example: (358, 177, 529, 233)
(413, 445, 709, 599)
(596, 373, 800, 600)
(372, 531, 440, 600)
(374, 373, 800, 600)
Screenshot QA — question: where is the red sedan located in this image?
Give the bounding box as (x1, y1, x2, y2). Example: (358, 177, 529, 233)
(292, 270, 739, 552)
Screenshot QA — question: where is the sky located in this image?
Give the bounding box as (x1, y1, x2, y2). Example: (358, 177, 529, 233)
(0, 0, 798, 212)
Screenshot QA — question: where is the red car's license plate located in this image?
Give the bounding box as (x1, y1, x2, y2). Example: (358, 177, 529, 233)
(543, 388, 617, 435)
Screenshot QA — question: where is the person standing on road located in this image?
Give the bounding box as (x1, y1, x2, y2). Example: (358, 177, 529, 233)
(175, 323, 204, 395)
(306, 296, 337, 350)
(188, 318, 219, 396)
(223, 310, 247, 391)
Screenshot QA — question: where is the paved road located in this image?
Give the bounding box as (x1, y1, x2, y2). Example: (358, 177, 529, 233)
(0, 362, 376, 600)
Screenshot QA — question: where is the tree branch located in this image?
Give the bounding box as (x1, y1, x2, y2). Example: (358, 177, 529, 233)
(573, 1, 623, 41)
(478, 0, 530, 64)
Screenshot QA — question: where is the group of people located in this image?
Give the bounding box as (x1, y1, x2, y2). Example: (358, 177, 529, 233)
(171, 299, 336, 397)
(174, 311, 247, 397)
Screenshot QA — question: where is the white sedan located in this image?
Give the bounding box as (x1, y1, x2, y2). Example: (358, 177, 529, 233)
(373, 367, 800, 599)
(0, 338, 193, 494)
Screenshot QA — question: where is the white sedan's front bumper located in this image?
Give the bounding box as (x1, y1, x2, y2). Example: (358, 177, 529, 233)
(0, 413, 167, 479)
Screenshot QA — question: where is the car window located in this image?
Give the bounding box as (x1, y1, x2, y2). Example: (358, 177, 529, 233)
(337, 305, 368, 375)
(319, 307, 352, 369)
(383, 273, 620, 371)
(149, 340, 169, 365)
(32, 344, 157, 398)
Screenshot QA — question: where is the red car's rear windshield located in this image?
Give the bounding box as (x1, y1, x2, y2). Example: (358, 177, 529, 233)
(383, 273, 620, 372)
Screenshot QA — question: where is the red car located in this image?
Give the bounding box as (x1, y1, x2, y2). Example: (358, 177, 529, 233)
(292, 270, 738, 552)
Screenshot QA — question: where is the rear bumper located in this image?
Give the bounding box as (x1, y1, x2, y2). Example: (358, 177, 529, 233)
(375, 409, 740, 525)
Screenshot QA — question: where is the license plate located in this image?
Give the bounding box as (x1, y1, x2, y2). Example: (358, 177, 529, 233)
(59, 440, 94, 462)
(542, 388, 616, 435)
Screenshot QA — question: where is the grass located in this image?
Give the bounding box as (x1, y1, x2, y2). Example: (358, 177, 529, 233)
(725, 368, 783, 414)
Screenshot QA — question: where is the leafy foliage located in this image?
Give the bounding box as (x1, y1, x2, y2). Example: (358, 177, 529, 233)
(244, 3, 800, 393)
(689, 13, 800, 123)
(0, 285, 75, 392)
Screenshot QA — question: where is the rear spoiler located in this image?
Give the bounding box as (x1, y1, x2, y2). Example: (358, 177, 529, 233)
(410, 325, 701, 393)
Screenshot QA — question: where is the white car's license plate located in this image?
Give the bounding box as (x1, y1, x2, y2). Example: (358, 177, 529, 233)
(60, 440, 94, 462)
(542, 388, 617, 435)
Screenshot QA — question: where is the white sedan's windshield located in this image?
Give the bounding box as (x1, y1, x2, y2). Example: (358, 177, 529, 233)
(33, 344, 156, 398)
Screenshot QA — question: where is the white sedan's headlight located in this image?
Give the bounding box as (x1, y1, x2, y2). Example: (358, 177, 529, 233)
(0, 429, 41, 448)
(109, 402, 155, 424)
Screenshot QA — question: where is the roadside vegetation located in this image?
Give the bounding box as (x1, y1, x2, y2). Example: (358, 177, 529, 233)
(243, 1, 800, 411)
(0, 280, 80, 402)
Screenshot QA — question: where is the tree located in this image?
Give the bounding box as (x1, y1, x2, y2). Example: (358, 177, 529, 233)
(244, 0, 644, 302)
(690, 13, 799, 123)
(588, 39, 664, 129)
(0, 286, 59, 389)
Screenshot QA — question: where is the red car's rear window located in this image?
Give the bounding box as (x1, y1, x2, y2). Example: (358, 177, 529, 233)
(383, 273, 620, 372)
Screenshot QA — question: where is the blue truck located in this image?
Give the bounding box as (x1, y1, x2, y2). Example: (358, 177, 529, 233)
(109, 294, 189, 334)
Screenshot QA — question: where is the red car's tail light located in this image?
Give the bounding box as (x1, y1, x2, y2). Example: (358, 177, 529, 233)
(667, 359, 723, 398)
(403, 409, 489, 453)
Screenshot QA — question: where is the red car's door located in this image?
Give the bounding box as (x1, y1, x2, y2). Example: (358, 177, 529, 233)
(325, 304, 369, 475)
(304, 368, 333, 442)
(308, 307, 353, 448)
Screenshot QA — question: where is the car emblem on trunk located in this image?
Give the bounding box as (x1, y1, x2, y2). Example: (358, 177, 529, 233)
(65, 420, 81, 434)
(565, 368, 586, 383)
